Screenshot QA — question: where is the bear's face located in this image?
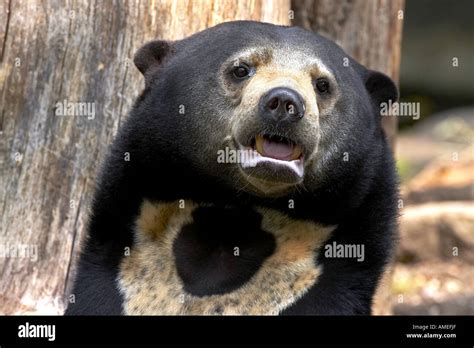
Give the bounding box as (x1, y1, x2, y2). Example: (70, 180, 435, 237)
(133, 21, 397, 197)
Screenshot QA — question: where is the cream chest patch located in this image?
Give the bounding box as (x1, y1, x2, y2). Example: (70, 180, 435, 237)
(118, 200, 335, 315)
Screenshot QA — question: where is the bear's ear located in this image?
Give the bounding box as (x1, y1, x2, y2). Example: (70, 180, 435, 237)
(134, 40, 173, 80)
(364, 70, 399, 107)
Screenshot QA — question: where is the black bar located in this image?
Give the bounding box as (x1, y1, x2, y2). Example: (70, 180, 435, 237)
(0, 315, 472, 346)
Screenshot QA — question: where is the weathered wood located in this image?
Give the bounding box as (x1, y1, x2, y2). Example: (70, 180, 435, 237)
(0, 0, 290, 314)
(291, 0, 405, 147)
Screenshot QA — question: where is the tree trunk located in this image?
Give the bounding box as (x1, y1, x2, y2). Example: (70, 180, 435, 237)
(291, 0, 405, 148)
(0, 0, 290, 315)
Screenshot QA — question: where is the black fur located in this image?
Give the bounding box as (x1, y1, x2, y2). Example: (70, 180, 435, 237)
(66, 21, 398, 315)
(174, 206, 275, 296)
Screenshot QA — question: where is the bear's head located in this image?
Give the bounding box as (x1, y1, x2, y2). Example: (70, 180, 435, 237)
(131, 21, 397, 197)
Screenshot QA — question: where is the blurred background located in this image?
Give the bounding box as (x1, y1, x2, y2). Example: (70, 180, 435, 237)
(392, 0, 474, 315)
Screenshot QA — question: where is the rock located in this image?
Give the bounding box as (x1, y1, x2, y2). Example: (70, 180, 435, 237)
(403, 147, 473, 204)
(398, 201, 474, 263)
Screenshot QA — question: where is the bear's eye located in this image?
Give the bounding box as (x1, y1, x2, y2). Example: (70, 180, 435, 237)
(232, 64, 252, 79)
(315, 78, 330, 94)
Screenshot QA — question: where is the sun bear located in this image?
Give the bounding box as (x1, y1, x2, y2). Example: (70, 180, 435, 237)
(66, 20, 399, 315)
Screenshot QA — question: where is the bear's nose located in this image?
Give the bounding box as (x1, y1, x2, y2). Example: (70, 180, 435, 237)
(259, 87, 305, 124)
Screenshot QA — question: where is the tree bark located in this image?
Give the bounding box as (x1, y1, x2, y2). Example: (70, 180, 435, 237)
(0, 0, 290, 315)
(291, 0, 405, 148)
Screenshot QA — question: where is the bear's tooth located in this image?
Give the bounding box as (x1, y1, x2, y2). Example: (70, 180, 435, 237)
(290, 145, 303, 161)
(255, 135, 266, 156)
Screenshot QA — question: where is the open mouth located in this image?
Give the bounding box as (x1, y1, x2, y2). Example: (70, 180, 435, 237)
(237, 133, 305, 184)
(252, 134, 303, 161)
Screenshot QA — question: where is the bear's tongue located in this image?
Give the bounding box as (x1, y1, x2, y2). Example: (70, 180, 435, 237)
(255, 135, 302, 161)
